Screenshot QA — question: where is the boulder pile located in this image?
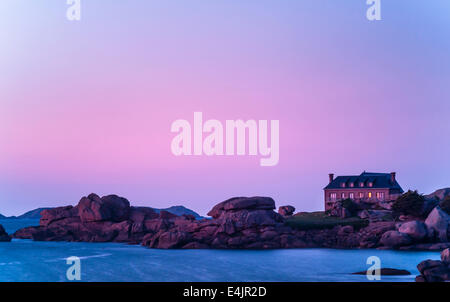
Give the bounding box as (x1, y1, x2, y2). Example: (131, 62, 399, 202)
(14, 193, 161, 244)
(13, 194, 306, 249)
(11, 190, 450, 251)
(416, 248, 450, 282)
(378, 206, 450, 250)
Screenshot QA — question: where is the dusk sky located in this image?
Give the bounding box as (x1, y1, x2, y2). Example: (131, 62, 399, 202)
(1, 1, 450, 216)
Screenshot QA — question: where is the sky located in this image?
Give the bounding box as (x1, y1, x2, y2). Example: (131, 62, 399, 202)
(1, 0, 450, 216)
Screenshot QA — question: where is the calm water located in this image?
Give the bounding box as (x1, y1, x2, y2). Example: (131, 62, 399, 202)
(0, 219, 440, 282)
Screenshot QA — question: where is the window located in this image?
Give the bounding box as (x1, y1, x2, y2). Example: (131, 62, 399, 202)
(349, 193, 354, 199)
(350, 183, 354, 188)
(330, 193, 337, 201)
(376, 192, 385, 200)
(359, 182, 364, 187)
(341, 193, 345, 199)
(341, 182, 346, 188)
(368, 192, 372, 198)
(359, 192, 364, 199)
(368, 182, 373, 187)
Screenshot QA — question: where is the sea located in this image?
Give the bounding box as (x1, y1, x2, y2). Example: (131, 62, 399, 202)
(0, 219, 441, 282)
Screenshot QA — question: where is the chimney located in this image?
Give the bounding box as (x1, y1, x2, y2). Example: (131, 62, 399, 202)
(390, 172, 396, 183)
(329, 173, 334, 183)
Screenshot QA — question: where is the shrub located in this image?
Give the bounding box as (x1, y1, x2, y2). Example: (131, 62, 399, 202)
(440, 195, 450, 215)
(392, 190, 425, 217)
(285, 212, 369, 230)
(341, 198, 358, 215)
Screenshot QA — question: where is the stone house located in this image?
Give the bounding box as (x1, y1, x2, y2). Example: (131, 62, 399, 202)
(324, 171, 404, 211)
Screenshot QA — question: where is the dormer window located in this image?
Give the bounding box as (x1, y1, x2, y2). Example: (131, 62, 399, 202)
(349, 183, 354, 188)
(341, 182, 346, 188)
(368, 182, 373, 187)
(359, 182, 364, 187)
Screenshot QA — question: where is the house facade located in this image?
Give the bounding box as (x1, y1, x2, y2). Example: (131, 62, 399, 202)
(324, 171, 404, 211)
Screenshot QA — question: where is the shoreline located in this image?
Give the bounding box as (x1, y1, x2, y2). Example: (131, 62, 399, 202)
(2, 192, 450, 252)
(3, 236, 449, 253)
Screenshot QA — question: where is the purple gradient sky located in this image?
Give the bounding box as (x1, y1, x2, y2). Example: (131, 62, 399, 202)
(1, 1, 450, 216)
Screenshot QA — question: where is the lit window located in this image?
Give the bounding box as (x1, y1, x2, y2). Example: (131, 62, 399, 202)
(330, 193, 337, 201)
(350, 183, 354, 188)
(376, 192, 385, 200)
(359, 182, 364, 187)
(341, 183, 346, 188)
(368, 182, 373, 187)
(368, 192, 372, 198)
(349, 193, 354, 199)
(341, 193, 345, 199)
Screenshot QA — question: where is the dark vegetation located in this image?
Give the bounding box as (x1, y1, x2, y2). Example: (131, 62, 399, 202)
(392, 190, 425, 217)
(285, 211, 369, 230)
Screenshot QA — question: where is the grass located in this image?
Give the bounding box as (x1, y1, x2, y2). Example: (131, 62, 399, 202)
(284, 211, 369, 231)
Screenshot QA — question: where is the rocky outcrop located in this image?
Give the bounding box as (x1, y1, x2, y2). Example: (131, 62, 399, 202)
(142, 196, 290, 249)
(327, 201, 352, 218)
(425, 206, 450, 242)
(78, 194, 131, 223)
(15, 194, 159, 244)
(358, 221, 396, 248)
(11, 192, 450, 250)
(0, 224, 11, 242)
(397, 221, 428, 241)
(375, 205, 450, 249)
(358, 210, 392, 222)
(14, 194, 376, 249)
(14, 194, 299, 249)
(380, 230, 412, 248)
(416, 248, 450, 282)
(278, 206, 295, 217)
(328, 199, 392, 221)
(207, 197, 276, 218)
(425, 188, 450, 201)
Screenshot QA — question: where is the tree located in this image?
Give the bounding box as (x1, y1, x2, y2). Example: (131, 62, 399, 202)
(392, 190, 425, 217)
(341, 198, 358, 216)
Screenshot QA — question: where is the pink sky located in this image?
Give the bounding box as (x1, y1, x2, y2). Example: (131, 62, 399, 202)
(1, 1, 450, 216)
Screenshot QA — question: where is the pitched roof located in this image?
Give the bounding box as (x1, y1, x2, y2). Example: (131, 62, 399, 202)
(324, 172, 404, 192)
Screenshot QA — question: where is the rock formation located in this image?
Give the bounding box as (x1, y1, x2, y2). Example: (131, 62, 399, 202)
(425, 206, 450, 242)
(14, 194, 302, 249)
(425, 188, 450, 201)
(12, 191, 450, 250)
(142, 196, 295, 249)
(416, 248, 450, 282)
(278, 205, 295, 217)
